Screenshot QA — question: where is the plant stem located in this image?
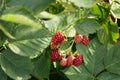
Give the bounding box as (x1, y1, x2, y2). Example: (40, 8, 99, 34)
(0, 46, 5, 52)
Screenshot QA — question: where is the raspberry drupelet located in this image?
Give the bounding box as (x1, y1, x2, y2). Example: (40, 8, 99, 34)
(73, 54, 83, 67)
(82, 36, 89, 46)
(50, 50, 61, 62)
(74, 35, 83, 44)
(52, 32, 65, 45)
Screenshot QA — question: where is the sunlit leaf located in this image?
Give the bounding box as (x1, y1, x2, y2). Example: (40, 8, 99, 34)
(0, 50, 34, 80)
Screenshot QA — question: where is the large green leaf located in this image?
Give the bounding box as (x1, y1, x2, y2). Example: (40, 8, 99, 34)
(111, 0, 120, 19)
(33, 50, 51, 79)
(44, 12, 78, 33)
(0, 20, 16, 40)
(104, 44, 120, 75)
(0, 0, 4, 12)
(36, 11, 56, 19)
(69, 0, 98, 8)
(0, 67, 7, 80)
(75, 19, 100, 36)
(0, 7, 42, 29)
(0, 24, 15, 39)
(8, 25, 52, 57)
(97, 72, 120, 80)
(0, 50, 34, 80)
(6, 0, 55, 14)
(63, 65, 92, 80)
(76, 38, 107, 75)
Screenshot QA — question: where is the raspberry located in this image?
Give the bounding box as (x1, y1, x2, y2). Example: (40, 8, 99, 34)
(50, 50, 61, 62)
(60, 58, 67, 67)
(82, 36, 89, 46)
(74, 35, 83, 44)
(73, 54, 83, 67)
(66, 55, 73, 67)
(52, 32, 64, 45)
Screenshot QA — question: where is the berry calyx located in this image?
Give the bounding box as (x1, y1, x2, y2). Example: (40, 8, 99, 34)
(73, 54, 83, 67)
(66, 55, 73, 67)
(52, 32, 65, 45)
(50, 50, 61, 62)
(82, 36, 89, 46)
(51, 43, 57, 50)
(60, 58, 67, 67)
(74, 35, 83, 44)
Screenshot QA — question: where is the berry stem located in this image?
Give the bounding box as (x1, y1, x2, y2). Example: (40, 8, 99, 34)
(69, 41, 74, 49)
(53, 62, 57, 68)
(0, 46, 5, 52)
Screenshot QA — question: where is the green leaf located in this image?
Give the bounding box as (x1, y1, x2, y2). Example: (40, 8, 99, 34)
(0, 24, 15, 39)
(0, 0, 5, 12)
(6, 0, 55, 14)
(33, 51, 51, 79)
(97, 21, 119, 45)
(0, 20, 16, 40)
(75, 19, 100, 36)
(46, 2, 65, 14)
(0, 50, 34, 80)
(8, 25, 52, 57)
(64, 27, 76, 37)
(0, 40, 3, 46)
(97, 27, 108, 45)
(97, 72, 120, 80)
(0, 67, 7, 80)
(104, 44, 120, 75)
(60, 41, 71, 50)
(63, 65, 92, 80)
(44, 12, 78, 33)
(0, 0, 2, 7)
(109, 21, 119, 42)
(111, 0, 120, 19)
(76, 38, 107, 75)
(0, 7, 42, 29)
(69, 0, 98, 8)
(36, 11, 56, 19)
(91, 4, 102, 17)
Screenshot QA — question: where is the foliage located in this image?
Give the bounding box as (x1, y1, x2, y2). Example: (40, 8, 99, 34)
(0, 0, 120, 80)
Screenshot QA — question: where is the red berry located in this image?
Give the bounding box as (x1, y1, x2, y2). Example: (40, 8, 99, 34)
(74, 35, 83, 44)
(73, 54, 83, 67)
(60, 58, 67, 67)
(82, 36, 89, 46)
(50, 50, 61, 62)
(52, 32, 64, 45)
(66, 55, 73, 67)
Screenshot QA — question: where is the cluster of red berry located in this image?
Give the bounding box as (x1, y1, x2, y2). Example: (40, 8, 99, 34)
(50, 32, 89, 67)
(74, 35, 89, 46)
(60, 54, 83, 67)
